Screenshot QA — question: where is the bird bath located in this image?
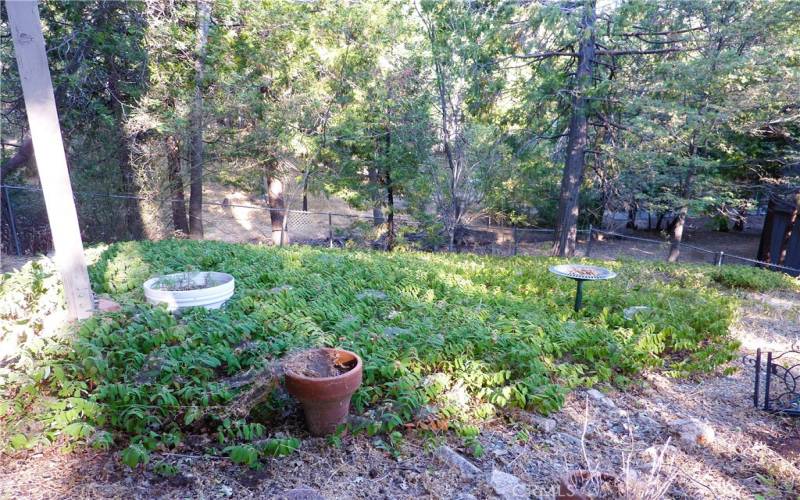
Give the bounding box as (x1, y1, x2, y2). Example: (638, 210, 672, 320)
(549, 264, 617, 311)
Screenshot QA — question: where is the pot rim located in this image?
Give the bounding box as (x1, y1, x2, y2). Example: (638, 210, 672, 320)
(283, 347, 362, 383)
(143, 271, 234, 294)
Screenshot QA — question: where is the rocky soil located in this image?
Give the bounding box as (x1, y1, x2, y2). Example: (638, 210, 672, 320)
(2, 288, 799, 499)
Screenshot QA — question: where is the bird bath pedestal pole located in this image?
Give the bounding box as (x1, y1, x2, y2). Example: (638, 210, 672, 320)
(549, 264, 617, 312)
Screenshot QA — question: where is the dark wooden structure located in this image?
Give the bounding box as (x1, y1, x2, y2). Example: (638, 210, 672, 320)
(757, 192, 800, 275)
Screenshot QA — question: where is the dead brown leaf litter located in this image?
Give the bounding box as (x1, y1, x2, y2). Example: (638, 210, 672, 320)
(2, 289, 799, 499)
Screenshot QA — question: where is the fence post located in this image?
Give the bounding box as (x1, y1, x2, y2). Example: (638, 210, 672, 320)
(279, 209, 287, 247)
(512, 226, 518, 256)
(328, 212, 333, 248)
(3, 186, 22, 256)
(586, 224, 594, 257)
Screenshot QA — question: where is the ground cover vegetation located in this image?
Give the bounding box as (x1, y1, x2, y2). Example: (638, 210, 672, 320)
(2, 0, 799, 258)
(5, 240, 797, 468)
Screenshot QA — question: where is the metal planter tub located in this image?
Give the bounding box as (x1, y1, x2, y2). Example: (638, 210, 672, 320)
(143, 271, 235, 312)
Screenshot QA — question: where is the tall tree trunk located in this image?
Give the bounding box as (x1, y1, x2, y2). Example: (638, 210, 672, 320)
(302, 170, 309, 212)
(107, 56, 144, 240)
(265, 164, 288, 246)
(384, 126, 394, 251)
(667, 205, 687, 262)
(189, 0, 210, 240)
(626, 200, 638, 230)
(668, 143, 697, 262)
(449, 179, 461, 252)
(733, 207, 746, 231)
(368, 166, 384, 225)
(385, 168, 396, 251)
(166, 134, 189, 235)
(655, 212, 666, 232)
(432, 53, 460, 251)
(758, 198, 777, 264)
(0, 137, 34, 179)
(553, 0, 596, 257)
(777, 193, 800, 266)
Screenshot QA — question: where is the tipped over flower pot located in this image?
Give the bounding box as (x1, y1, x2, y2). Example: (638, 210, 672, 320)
(284, 348, 362, 436)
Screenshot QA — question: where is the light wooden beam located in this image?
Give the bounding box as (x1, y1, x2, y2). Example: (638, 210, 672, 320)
(7, 0, 94, 319)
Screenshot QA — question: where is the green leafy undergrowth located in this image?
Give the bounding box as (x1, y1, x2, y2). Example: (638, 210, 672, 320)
(0, 240, 754, 465)
(710, 265, 800, 292)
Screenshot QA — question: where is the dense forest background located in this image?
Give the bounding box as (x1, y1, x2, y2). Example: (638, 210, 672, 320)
(1, 0, 799, 257)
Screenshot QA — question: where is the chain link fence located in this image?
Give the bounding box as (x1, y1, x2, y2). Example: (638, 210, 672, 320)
(2, 184, 799, 276)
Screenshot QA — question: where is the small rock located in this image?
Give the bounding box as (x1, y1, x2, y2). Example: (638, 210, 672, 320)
(534, 416, 557, 434)
(623, 306, 652, 320)
(444, 382, 471, 408)
(586, 388, 617, 409)
(610, 422, 632, 436)
(382, 326, 409, 337)
(640, 444, 678, 463)
(96, 297, 122, 312)
(435, 445, 481, 478)
(413, 404, 440, 421)
(279, 487, 325, 500)
(583, 423, 601, 439)
(270, 285, 294, 293)
(555, 433, 581, 447)
(0, 331, 21, 367)
(219, 485, 233, 497)
(669, 417, 715, 446)
(454, 494, 478, 500)
(423, 372, 452, 389)
(356, 290, 388, 300)
(637, 413, 661, 429)
(528, 415, 557, 433)
(488, 468, 528, 499)
(508, 409, 557, 433)
(337, 314, 359, 326)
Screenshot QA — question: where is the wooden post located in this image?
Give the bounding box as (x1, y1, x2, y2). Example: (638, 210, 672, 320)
(7, 1, 93, 319)
(512, 226, 518, 256)
(328, 213, 333, 248)
(586, 224, 594, 257)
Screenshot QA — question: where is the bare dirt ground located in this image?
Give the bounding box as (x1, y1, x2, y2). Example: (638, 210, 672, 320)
(0, 254, 31, 273)
(469, 216, 764, 267)
(584, 221, 764, 266)
(3, 178, 766, 269)
(155, 182, 772, 266)
(2, 287, 799, 499)
(201, 183, 375, 245)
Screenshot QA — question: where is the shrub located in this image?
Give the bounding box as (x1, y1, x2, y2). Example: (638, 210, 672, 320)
(0, 240, 743, 466)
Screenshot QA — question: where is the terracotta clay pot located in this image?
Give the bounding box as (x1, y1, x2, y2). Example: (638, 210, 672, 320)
(284, 348, 363, 436)
(557, 471, 619, 500)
